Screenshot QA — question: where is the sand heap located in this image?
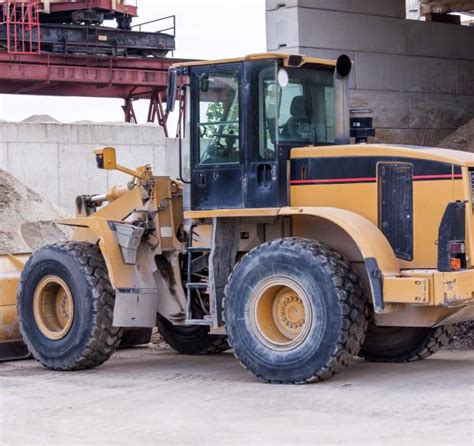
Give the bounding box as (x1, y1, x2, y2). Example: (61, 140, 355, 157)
(438, 118, 474, 152)
(0, 170, 70, 254)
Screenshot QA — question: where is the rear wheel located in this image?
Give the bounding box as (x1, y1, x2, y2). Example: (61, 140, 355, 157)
(156, 316, 229, 355)
(359, 322, 454, 362)
(120, 328, 153, 348)
(224, 238, 368, 384)
(18, 242, 122, 370)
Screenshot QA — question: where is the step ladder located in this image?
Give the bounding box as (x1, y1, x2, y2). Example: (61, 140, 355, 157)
(184, 246, 213, 326)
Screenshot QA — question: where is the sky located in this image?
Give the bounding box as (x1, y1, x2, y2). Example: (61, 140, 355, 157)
(0, 0, 266, 123)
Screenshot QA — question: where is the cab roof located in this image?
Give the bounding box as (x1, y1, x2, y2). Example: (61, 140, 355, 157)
(172, 53, 337, 69)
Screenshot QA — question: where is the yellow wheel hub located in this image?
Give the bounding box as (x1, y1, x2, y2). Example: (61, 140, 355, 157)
(273, 290, 306, 339)
(33, 275, 74, 340)
(250, 277, 312, 351)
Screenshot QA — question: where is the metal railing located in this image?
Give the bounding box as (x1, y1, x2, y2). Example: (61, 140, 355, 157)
(132, 14, 175, 37)
(2, 1, 41, 54)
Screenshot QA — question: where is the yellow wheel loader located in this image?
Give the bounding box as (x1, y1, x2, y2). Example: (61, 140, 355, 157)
(1, 53, 474, 383)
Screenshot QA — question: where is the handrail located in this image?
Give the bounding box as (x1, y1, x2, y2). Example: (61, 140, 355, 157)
(131, 14, 176, 37)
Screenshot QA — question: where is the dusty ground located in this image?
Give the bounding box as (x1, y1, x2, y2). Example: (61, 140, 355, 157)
(0, 347, 472, 446)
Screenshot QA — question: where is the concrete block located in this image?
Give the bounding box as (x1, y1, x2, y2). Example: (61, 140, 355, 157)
(42, 124, 80, 145)
(266, 0, 406, 18)
(457, 60, 474, 96)
(107, 144, 155, 187)
(351, 90, 410, 129)
(355, 52, 457, 94)
(266, 7, 299, 50)
(160, 139, 180, 179)
(7, 142, 59, 205)
(294, 47, 357, 88)
(0, 123, 48, 143)
(57, 143, 108, 211)
(409, 93, 474, 130)
(407, 20, 474, 60)
(0, 142, 7, 169)
(297, 9, 407, 54)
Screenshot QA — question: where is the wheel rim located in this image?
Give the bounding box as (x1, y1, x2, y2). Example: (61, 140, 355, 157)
(249, 277, 312, 351)
(33, 275, 74, 340)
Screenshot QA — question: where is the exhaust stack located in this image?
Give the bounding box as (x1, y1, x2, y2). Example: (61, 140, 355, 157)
(334, 55, 352, 145)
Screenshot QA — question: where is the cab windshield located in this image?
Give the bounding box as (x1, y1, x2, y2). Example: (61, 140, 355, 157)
(259, 63, 335, 159)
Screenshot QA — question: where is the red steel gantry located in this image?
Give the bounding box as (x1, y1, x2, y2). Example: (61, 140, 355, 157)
(0, 1, 180, 135)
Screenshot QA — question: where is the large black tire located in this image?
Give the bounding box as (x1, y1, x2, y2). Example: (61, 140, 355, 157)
(119, 328, 153, 349)
(156, 315, 229, 355)
(224, 238, 368, 384)
(359, 323, 454, 363)
(17, 242, 122, 370)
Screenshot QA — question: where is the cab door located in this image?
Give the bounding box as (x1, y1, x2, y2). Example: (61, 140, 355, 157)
(245, 60, 288, 208)
(190, 63, 245, 210)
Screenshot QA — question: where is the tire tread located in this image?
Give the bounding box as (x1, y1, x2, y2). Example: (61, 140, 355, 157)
(18, 241, 122, 370)
(223, 237, 368, 384)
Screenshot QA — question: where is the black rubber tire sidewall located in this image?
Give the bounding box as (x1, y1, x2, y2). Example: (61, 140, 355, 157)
(120, 328, 153, 348)
(360, 324, 430, 360)
(156, 315, 228, 355)
(18, 245, 99, 368)
(225, 242, 346, 383)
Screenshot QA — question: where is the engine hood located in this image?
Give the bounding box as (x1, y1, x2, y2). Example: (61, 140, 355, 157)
(291, 144, 474, 167)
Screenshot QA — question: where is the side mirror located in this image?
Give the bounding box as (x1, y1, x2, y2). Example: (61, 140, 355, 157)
(166, 67, 178, 113)
(94, 147, 117, 170)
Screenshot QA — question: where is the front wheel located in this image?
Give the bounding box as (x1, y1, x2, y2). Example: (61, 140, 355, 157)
(18, 242, 122, 370)
(224, 238, 368, 384)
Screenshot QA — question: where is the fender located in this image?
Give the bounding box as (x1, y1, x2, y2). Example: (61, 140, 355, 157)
(58, 215, 187, 327)
(279, 206, 400, 312)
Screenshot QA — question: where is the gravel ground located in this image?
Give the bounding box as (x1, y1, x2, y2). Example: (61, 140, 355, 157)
(0, 347, 472, 446)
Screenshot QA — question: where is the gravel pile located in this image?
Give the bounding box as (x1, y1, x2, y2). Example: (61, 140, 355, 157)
(0, 169, 69, 254)
(438, 118, 474, 152)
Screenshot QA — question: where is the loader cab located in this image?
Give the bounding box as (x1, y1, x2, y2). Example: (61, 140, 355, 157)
(172, 54, 349, 210)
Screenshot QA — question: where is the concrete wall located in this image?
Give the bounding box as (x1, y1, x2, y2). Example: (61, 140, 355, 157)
(266, 0, 474, 146)
(0, 121, 179, 213)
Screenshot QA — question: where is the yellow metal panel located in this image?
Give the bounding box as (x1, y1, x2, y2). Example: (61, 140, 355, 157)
(0, 274, 20, 307)
(291, 144, 474, 167)
(279, 206, 400, 276)
(184, 208, 280, 219)
(400, 179, 464, 269)
(383, 277, 430, 304)
(433, 270, 474, 306)
(0, 306, 21, 342)
(290, 183, 378, 223)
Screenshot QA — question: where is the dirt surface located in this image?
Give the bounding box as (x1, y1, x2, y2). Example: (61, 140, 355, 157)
(438, 118, 474, 152)
(0, 348, 472, 445)
(449, 321, 474, 351)
(0, 170, 69, 254)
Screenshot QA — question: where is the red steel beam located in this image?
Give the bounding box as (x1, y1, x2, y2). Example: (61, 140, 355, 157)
(0, 53, 186, 98)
